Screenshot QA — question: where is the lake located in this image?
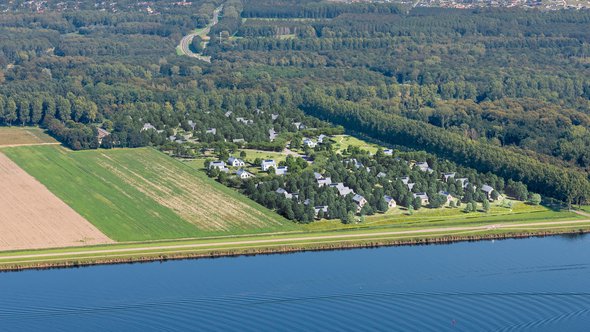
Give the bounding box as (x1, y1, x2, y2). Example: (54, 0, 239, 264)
(1, 235, 589, 331)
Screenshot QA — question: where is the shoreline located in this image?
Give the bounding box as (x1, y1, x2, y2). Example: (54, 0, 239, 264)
(1, 228, 588, 273)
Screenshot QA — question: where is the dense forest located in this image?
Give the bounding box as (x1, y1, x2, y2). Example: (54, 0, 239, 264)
(1, 0, 590, 205)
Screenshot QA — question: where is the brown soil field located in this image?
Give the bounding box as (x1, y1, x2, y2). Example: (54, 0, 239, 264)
(0, 153, 113, 250)
(0, 127, 58, 147)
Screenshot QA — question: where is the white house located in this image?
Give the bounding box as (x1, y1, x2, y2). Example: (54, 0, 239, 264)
(330, 183, 355, 197)
(228, 156, 245, 167)
(438, 191, 454, 205)
(268, 128, 278, 141)
(318, 134, 327, 143)
(271, 113, 279, 121)
(352, 194, 367, 212)
(481, 185, 495, 200)
(276, 188, 293, 199)
(205, 128, 217, 135)
(261, 159, 276, 172)
(400, 176, 410, 185)
(442, 172, 456, 182)
(456, 177, 469, 189)
(377, 172, 387, 178)
(384, 195, 397, 209)
(383, 149, 393, 156)
(413, 192, 429, 206)
(141, 123, 157, 131)
(236, 169, 254, 179)
(275, 166, 288, 176)
(208, 161, 229, 173)
(407, 183, 416, 191)
(314, 206, 329, 218)
(317, 177, 332, 187)
(303, 138, 317, 148)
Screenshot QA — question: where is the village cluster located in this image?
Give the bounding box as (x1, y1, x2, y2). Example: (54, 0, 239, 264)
(205, 134, 508, 223)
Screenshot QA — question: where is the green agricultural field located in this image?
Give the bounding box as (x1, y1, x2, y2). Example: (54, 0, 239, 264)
(2, 146, 294, 241)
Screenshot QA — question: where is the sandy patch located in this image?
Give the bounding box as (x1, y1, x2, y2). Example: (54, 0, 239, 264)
(0, 153, 113, 251)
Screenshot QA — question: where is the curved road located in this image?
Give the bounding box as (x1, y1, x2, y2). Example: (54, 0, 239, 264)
(178, 5, 223, 63)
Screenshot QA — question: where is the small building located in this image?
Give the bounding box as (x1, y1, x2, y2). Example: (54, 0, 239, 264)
(268, 129, 278, 141)
(236, 169, 254, 179)
(208, 161, 229, 173)
(236, 117, 253, 125)
(271, 113, 279, 121)
(275, 166, 288, 176)
(438, 191, 454, 205)
(383, 149, 394, 156)
(481, 185, 495, 201)
(227, 156, 245, 167)
(442, 172, 456, 182)
(384, 195, 397, 209)
(317, 177, 332, 187)
(232, 138, 246, 144)
(141, 123, 157, 132)
(400, 176, 410, 185)
(97, 127, 110, 144)
(224, 111, 233, 117)
(205, 128, 217, 135)
(416, 162, 433, 173)
(377, 172, 387, 178)
(276, 188, 293, 199)
(413, 192, 429, 206)
(261, 159, 277, 172)
(314, 206, 329, 219)
(318, 134, 327, 143)
(330, 183, 355, 197)
(407, 183, 415, 191)
(456, 177, 469, 189)
(352, 194, 368, 212)
(314, 172, 324, 180)
(187, 120, 196, 131)
(303, 138, 317, 148)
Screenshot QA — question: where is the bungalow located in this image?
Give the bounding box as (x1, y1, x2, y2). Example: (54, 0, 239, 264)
(187, 120, 196, 131)
(314, 172, 324, 180)
(141, 123, 157, 131)
(303, 138, 317, 148)
(276, 188, 293, 199)
(275, 166, 288, 176)
(209, 161, 229, 173)
(330, 183, 355, 197)
(227, 156, 245, 167)
(481, 185, 495, 201)
(383, 149, 393, 156)
(400, 176, 410, 185)
(232, 138, 246, 144)
(205, 128, 217, 135)
(271, 113, 279, 121)
(456, 177, 469, 189)
(236, 169, 254, 179)
(268, 129, 278, 141)
(407, 183, 416, 191)
(377, 172, 387, 178)
(317, 134, 327, 143)
(236, 117, 253, 125)
(384, 195, 397, 209)
(413, 192, 429, 206)
(292, 122, 302, 130)
(314, 206, 329, 218)
(416, 162, 433, 173)
(261, 159, 276, 172)
(442, 172, 456, 182)
(224, 111, 233, 117)
(352, 194, 368, 212)
(97, 127, 110, 144)
(438, 191, 454, 205)
(317, 177, 332, 187)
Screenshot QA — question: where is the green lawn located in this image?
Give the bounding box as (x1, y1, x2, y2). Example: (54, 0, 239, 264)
(332, 135, 382, 154)
(2, 146, 293, 241)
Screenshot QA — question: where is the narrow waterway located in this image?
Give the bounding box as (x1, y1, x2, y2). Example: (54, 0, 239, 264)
(1, 235, 589, 331)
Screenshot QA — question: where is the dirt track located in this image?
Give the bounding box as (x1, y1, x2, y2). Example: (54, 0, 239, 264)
(0, 153, 113, 250)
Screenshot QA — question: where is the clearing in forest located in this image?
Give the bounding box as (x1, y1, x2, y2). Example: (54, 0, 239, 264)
(0, 127, 58, 147)
(0, 153, 113, 251)
(2, 146, 293, 242)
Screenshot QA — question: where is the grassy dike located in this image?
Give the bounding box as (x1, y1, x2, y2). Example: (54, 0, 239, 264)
(1, 211, 589, 272)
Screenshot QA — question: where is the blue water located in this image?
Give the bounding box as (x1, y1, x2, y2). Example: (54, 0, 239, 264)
(1, 235, 590, 331)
